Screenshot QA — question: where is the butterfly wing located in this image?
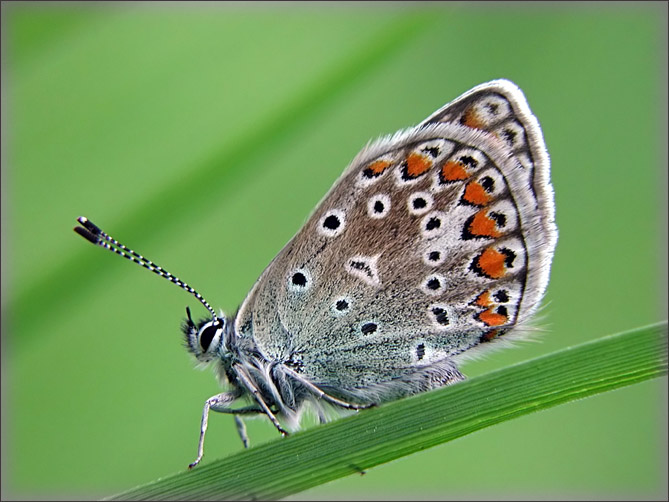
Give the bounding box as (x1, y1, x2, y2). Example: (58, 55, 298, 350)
(234, 80, 557, 401)
(419, 79, 557, 316)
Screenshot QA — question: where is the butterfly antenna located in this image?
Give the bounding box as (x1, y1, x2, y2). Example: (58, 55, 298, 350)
(74, 216, 219, 323)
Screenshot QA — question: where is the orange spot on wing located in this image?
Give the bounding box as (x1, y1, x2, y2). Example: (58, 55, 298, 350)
(462, 107, 485, 129)
(474, 291, 492, 307)
(440, 160, 469, 182)
(406, 153, 432, 177)
(463, 181, 492, 206)
(468, 210, 501, 238)
(367, 159, 392, 175)
(476, 248, 507, 279)
(478, 309, 507, 327)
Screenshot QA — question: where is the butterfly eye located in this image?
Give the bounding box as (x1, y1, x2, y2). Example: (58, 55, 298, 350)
(199, 323, 221, 352)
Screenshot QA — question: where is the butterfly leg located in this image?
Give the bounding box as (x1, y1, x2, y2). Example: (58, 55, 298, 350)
(234, 363, 289, 437)
(282, 366, 375, 411)
(189, 395, 266, 468)
(189, 392, 238, 469)
(234, 416, 250, 449)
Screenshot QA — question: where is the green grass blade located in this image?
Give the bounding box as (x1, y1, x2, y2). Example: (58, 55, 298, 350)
(109, 321, 668, 501)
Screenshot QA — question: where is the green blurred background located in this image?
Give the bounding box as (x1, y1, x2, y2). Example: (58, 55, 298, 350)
(2, 1, 667, 500)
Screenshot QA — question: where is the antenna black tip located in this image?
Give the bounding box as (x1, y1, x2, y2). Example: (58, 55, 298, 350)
(74, 225, 100, 245)
(77, 216, 102, 236)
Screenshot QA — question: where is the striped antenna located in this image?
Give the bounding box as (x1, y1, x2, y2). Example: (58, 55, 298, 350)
(74, 216, 219, 323)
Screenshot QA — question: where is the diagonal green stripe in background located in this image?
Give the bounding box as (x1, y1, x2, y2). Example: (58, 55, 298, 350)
(7, 12, 435, 350)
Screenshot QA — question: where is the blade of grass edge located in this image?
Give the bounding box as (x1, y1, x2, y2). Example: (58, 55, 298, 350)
(109, 321, 668, 501)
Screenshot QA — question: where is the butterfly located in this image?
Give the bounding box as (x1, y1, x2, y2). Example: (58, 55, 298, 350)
(74, 79, 557, 468)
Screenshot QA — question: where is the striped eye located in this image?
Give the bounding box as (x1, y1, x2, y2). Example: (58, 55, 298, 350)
(195, 320, 224, 357)
(199, 324, 218, 351)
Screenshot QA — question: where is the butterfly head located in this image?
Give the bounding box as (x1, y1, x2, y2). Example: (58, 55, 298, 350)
(183, 307, 227, 362)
